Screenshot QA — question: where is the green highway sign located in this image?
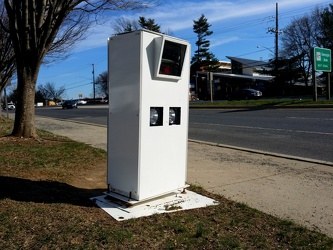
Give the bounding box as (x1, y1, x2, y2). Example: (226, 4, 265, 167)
(313, 47, 331, 72)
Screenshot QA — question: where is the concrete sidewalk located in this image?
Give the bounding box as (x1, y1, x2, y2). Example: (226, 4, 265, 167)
(34, 116, 333, 237)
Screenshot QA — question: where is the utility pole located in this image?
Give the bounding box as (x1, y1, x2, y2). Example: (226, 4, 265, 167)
(92, 63, 95, 103)
(275, 2, 278, 80)
(209, 72, 213, 103)
(328, 73, 331, 100)
(268, 3, 282, 84)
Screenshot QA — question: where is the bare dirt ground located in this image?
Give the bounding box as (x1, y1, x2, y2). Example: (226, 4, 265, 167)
(34, 115, 333, 237)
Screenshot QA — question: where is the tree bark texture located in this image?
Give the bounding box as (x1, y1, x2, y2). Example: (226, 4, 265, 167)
(12, 65, 39, 138)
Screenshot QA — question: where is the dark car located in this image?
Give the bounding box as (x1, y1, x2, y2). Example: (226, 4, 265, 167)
(228, 88, 262, 101)
(62, 100, 78, 109)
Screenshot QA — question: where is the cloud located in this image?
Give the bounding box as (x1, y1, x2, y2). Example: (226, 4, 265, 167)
(211, 36, 240, 48)
(72, 25, 112, 53)
(147, 0, 328, 31)
(74, 0, 330, 52)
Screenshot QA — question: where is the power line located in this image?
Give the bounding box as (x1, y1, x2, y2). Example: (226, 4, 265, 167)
(182, 1, 331, 42)
(67, 78, 91, 86)
(65, 82, 91, 91)
(39, 54, 106, 81)
(217, 1, 332, 59)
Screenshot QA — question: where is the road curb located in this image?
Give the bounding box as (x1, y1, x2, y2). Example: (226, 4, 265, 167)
(189, 139, 333, 167)
(189, 104, 333, 109)
(34, 115, 333, 167)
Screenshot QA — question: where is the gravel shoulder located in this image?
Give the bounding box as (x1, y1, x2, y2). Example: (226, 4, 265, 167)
(35, 115, 333, 237)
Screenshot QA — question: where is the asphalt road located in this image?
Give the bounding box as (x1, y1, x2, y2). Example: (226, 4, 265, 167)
(189, 108, 333, 163)
(35, 105, 108, 126)
(34, 105, 333, 163)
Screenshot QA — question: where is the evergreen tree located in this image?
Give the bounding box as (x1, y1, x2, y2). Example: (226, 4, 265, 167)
(192, 14, 219, 72)
(319, 4, 333, 50)
(138, 16, 161, 32)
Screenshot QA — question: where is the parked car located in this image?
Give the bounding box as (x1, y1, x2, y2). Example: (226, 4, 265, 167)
(227, 88, 262, 101)
(62, 100, 78, 109)
(2, 102, 15, 110)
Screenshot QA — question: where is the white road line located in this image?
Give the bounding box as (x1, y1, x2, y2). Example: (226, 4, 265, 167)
(191, 122, 333, 136)
(287, 117, 333, 121)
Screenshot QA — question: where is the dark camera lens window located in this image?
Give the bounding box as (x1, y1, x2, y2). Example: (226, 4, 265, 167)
(159, 41, 187, 77)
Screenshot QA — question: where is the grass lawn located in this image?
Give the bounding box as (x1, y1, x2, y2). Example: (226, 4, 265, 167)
(1, 116, 333, 249)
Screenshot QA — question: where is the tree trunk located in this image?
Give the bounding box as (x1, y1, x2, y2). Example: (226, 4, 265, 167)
(11, 66, 39, 138)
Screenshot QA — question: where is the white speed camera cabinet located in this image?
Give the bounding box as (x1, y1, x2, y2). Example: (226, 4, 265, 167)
(107, 30, 190, 202)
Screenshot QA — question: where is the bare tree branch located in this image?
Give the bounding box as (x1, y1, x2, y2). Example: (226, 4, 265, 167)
(1, 0, 157, 138)
(0, 3, 15, 94)
(95, 71, 108, 97)
(112, 16, 140, 33)
(38, 82, 65, 100)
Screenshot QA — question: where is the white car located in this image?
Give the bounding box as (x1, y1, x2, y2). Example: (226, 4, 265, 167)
(77, 100, 87, 105)
(3, 103, 16, 110)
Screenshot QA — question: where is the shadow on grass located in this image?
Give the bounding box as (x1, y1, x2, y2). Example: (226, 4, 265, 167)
(0, 176, 105, 207)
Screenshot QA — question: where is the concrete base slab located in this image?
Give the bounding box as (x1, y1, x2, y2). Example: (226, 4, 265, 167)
(91, 190, 218, 221)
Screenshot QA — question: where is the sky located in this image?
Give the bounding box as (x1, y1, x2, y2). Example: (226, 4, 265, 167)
(35, 0, 332, 99)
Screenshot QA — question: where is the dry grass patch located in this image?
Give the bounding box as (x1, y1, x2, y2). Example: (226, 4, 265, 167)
(1, 116, 333, 249)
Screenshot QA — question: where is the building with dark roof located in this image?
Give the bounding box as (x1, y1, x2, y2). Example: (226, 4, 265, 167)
(193, 57, 273, 100)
